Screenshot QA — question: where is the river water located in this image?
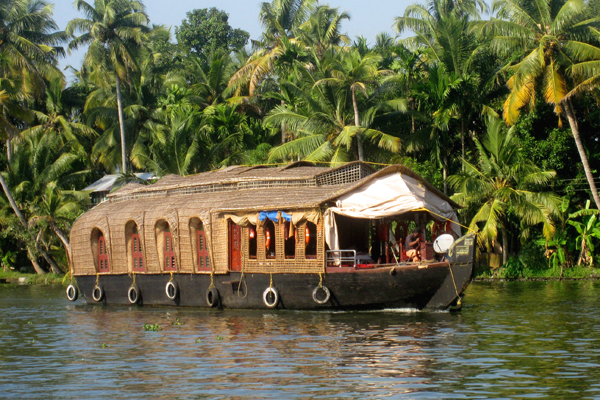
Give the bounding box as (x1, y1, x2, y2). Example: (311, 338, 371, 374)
(1, 281, 600, 399)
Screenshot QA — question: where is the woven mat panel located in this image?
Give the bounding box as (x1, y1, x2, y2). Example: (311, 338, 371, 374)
(106, 216, 127, 274)
(276, 222, 285, 262)
(142, 207, 164, 273)
(317, 220, 325, 264)
(297, 222, 306, 260)
(211, 215, 229, 273)
(178, 208, 214, 273)
(243, 259, 324, 274)
(70, 203, 115, 276)
(70, 216, 96, 276)
(177, 215, 193, 273)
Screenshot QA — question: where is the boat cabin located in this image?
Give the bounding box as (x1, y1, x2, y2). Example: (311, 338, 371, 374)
(69, 162, 461, 278)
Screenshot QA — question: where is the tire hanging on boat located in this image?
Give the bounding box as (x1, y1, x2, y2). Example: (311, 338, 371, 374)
(128, 284, 141, 304)
(92, 285, 104, 302)
(312, 285, 330, 304)
(263, 287, 279, 308)
(66, 284, 78, 301)
(206, 286, 219, 307)
(165, 280, 178, 300)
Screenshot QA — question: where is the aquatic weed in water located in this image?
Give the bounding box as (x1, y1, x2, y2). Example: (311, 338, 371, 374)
(144, 323, 161, 332)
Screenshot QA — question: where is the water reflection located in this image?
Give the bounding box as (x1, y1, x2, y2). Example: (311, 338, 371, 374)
(1, 281, 600, 398)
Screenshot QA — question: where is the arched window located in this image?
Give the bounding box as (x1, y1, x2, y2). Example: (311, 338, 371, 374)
(126, 221, 144, 272)
(248, 224, 257, 259)
(156, 220, 176, 271)
(264, 220, 276, 259)
(197, 223, 209, 271)
(305, 222, 317, 259)
(91, 228, 109, 272)
(284, 221, 295, 259)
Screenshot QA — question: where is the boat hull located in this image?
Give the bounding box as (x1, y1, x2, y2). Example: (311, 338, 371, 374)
(74, 260, 473, 310)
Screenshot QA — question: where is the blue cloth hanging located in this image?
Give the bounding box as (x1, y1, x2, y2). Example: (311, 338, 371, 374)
(259, 211, 292, 222)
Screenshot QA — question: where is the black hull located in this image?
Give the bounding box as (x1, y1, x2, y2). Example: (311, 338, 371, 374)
(75, 261, 473, 311)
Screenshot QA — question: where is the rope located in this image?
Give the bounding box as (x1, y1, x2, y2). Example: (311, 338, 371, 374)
(132, 272, 136, 286)
(413, 207, 477, 234)
(95, 273, 99, 287)
(448, 264, 462, 307)
(269, 273, 273, 289)
(318, 272, 323, 288)
(169, 271, 174, 282)
(209, 273, 215, 289)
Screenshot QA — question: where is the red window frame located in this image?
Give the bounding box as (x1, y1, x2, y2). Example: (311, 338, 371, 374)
(164, 231, 177, 271)
(198, 228, 210, 271)
(98, 236, 110, 272)
(132, 233, 144, 272)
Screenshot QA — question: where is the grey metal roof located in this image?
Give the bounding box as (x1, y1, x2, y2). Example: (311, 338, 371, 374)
(83, 173, 155, 192)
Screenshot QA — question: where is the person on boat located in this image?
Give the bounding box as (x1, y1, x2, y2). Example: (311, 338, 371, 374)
(405, 230, 421, 262)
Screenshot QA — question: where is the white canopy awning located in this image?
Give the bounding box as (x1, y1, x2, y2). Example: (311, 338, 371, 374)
(324, 172, 460, 250)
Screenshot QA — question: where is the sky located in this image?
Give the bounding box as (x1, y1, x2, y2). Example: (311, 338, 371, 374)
(52, 0, 414, 81)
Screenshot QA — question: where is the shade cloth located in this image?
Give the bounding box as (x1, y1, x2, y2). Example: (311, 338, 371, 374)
(259, 210, 291, 223)
(325, 172, 460, 249)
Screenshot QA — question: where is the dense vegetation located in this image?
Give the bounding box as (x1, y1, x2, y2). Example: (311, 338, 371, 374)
(1, 0, 600, 278)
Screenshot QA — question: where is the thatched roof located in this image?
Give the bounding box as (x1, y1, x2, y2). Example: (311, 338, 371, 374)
(100, 161, 459, 210)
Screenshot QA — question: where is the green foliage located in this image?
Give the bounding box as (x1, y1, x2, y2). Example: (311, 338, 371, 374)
(175, 8, 249, 57)
(1, 0, 600, 276)
(449, 116, 561, 257)
(143, 323, 161, 332)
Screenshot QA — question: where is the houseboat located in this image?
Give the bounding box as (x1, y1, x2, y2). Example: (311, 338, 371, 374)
(66, 162, 476, 310)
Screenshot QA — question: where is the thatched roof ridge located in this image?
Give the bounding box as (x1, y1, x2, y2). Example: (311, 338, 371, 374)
(103, 162, 459, 209)
(107, 163, 337, 199)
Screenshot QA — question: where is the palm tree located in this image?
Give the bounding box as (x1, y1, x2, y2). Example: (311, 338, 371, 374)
(314, 49, 388, 160)
(266, 65, 401, 164)
(395, 0, 489, 162)
(295, 5, 350, 58)
(488, 0, 600, 209)
(0, 0, 66, 274)
(190, 49, 236, 108)
(228, 0, 315, 97)
(30, 182, 86, 267)
(449, 116, 560, 265)
(67, 0, 150, 174)
(134, 108, 200, 176)
(407, 64, 462, 193)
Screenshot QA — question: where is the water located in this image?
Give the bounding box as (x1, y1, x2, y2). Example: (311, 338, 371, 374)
(1, 281, 600, 399)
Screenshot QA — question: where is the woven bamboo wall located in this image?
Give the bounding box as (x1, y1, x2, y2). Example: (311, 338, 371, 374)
(210, 214, 229, 273)
(240, 219, 325, 274)
(70, 203, 113, 276)
(71, 194, 326, 276)
(104, 210, 145, 274)
(175, 209, 213, 274)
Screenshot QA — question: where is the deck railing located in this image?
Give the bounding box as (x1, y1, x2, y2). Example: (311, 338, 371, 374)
(326, 250, 356, 267)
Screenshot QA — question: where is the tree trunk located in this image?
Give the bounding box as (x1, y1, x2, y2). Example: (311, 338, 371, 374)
(0, 172, 47, 274)
(577, 240, 585, 266)
(115, 74, 128, 174)
(0, 172, 26, 227)
(501, 224, 508, 265)
(27, 247, 46, 275)
(442, 154, 448, 195)
(36, 230, 61, 275)
(281, 100, 286, 145)
(461, 119, 465, 171)
(351, 87, 364, 161)
(6, 137, 12, 165)
(563, 100, 600, 209)
(52, 225, 72, 271)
